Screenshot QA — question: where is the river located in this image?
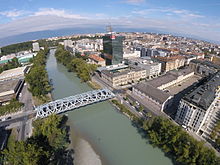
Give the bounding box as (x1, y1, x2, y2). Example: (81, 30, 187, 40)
(46, 49, 173, 165)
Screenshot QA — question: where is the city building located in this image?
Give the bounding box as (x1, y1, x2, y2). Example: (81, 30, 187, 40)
(0, 79, 24, 105)
(189, 59, 220, 77)
(175, 72, 220, 136)
(64, 40, 73, 49)
(184, 55, 198, 65)
(125, 57, 161, 79)
(103, 33, 124, 65)
(32, 42, 40, 52)
(0, 66, 29, 81)
(99, 64, 146, 88)
(147, 68, 194, 90)
(154, 56, 185, 72)
(140, 48, 147, 57)
(132, 83, 173, 112)
(17, 53, 36, 64)
(123, 50, 141, 59)
(87, 54, 105, 67)
(211, 55, 220, 65)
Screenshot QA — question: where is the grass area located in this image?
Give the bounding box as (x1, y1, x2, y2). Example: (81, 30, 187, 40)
(87, 81, 101, 89)
(0, 99, 23, 116)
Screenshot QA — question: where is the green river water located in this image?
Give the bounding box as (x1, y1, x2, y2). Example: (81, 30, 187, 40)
(46, 49, 173, 165)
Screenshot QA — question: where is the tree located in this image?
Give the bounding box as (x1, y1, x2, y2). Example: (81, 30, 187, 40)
(0, 57, 21, 73)
(1, 41, 33, 56)
(0, 99, 23, 116)
(2, 115, 69, 165)
(33, 114, 67, 150)
(141, 116, 220, 165)
(139, 105, 144, 112)
(3, 141, 49, 165)
(55, 45, 98, 82)
(25, 49, 51, 100)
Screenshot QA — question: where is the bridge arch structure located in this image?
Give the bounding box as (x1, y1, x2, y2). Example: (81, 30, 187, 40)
(35, 89, 115, 118)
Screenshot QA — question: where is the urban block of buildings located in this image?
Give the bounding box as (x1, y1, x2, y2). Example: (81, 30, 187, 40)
(175, 71, 220, 138)
(154, 56, 185, 72)
(124, 57, 161, 79)
(190, 59, 220, 77)
(98, 64, 146, 88)
(147, 68, 194, 90)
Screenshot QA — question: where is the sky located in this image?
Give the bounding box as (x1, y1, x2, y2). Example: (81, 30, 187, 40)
(0, 0, 220, 43)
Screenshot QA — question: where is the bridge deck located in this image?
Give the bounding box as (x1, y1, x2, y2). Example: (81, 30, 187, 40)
(35, 89, 115, 118)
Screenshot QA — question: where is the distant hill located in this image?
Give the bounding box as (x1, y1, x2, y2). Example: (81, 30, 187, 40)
(0, 27, 104, 47)
(0, 27, 219, 47)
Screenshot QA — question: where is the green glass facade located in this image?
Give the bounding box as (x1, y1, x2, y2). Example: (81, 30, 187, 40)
(103, 34, 124, 65)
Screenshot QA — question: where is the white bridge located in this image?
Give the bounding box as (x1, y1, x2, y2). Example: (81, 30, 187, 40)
(35, 89, 115, 118)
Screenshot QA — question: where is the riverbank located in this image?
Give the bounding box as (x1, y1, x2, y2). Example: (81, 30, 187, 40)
(67, 121, 103, 165)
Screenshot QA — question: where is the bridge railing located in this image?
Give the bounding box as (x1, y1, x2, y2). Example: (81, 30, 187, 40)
(35, 88, 115, 118)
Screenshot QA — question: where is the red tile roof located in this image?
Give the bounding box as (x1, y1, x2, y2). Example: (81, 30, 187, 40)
(89, 54, 105, 62)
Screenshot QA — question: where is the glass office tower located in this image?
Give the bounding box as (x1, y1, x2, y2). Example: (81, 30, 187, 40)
(103, 34, 124, 65)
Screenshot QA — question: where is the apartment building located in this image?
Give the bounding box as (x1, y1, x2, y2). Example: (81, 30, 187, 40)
(189, 59, 220, 77)
(100, 65, 146, 87)
(154, 56, 185, 72)
(175, 72, 220, 136)
(125, 57, 161, 79)
(133, 83, 173, 112)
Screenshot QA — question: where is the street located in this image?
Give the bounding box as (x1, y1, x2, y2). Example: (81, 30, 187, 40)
(92, 75, 143, 118)
(0, 111, 36, 128)
(18, 83, 34, 141)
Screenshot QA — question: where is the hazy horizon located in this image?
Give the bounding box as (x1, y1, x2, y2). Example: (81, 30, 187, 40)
(0, 0, 220, 46)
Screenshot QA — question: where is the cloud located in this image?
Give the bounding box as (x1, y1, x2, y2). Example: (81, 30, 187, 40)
(0, 14, 219, 43)
(0, 9, 27, 18)
(33, 8, 87, 19)
(124, 0, 145, 5)
(133, 8, 204, 19)
(0, 7, 218, 44)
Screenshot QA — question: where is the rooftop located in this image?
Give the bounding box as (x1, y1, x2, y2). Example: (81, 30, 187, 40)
(97, 63, 128, 72)
(190, 59, 220, 70)
(101, 66, 144, 78)
(147, 68, 193, 88)
(155, 55, 185, 62)
(88, 54, 105, 62)
(184, 71, 220, 110)
(134, 83, 172, 104)
(0, 79, 21, 94)
(126, 57, 160, 66)
(0, 66, 27, 81)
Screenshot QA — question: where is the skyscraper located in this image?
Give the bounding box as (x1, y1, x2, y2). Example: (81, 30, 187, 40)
(103, 34, 124, 65)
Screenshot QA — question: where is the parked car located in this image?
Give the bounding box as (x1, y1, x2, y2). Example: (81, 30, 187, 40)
(6, 117, 11, 120)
